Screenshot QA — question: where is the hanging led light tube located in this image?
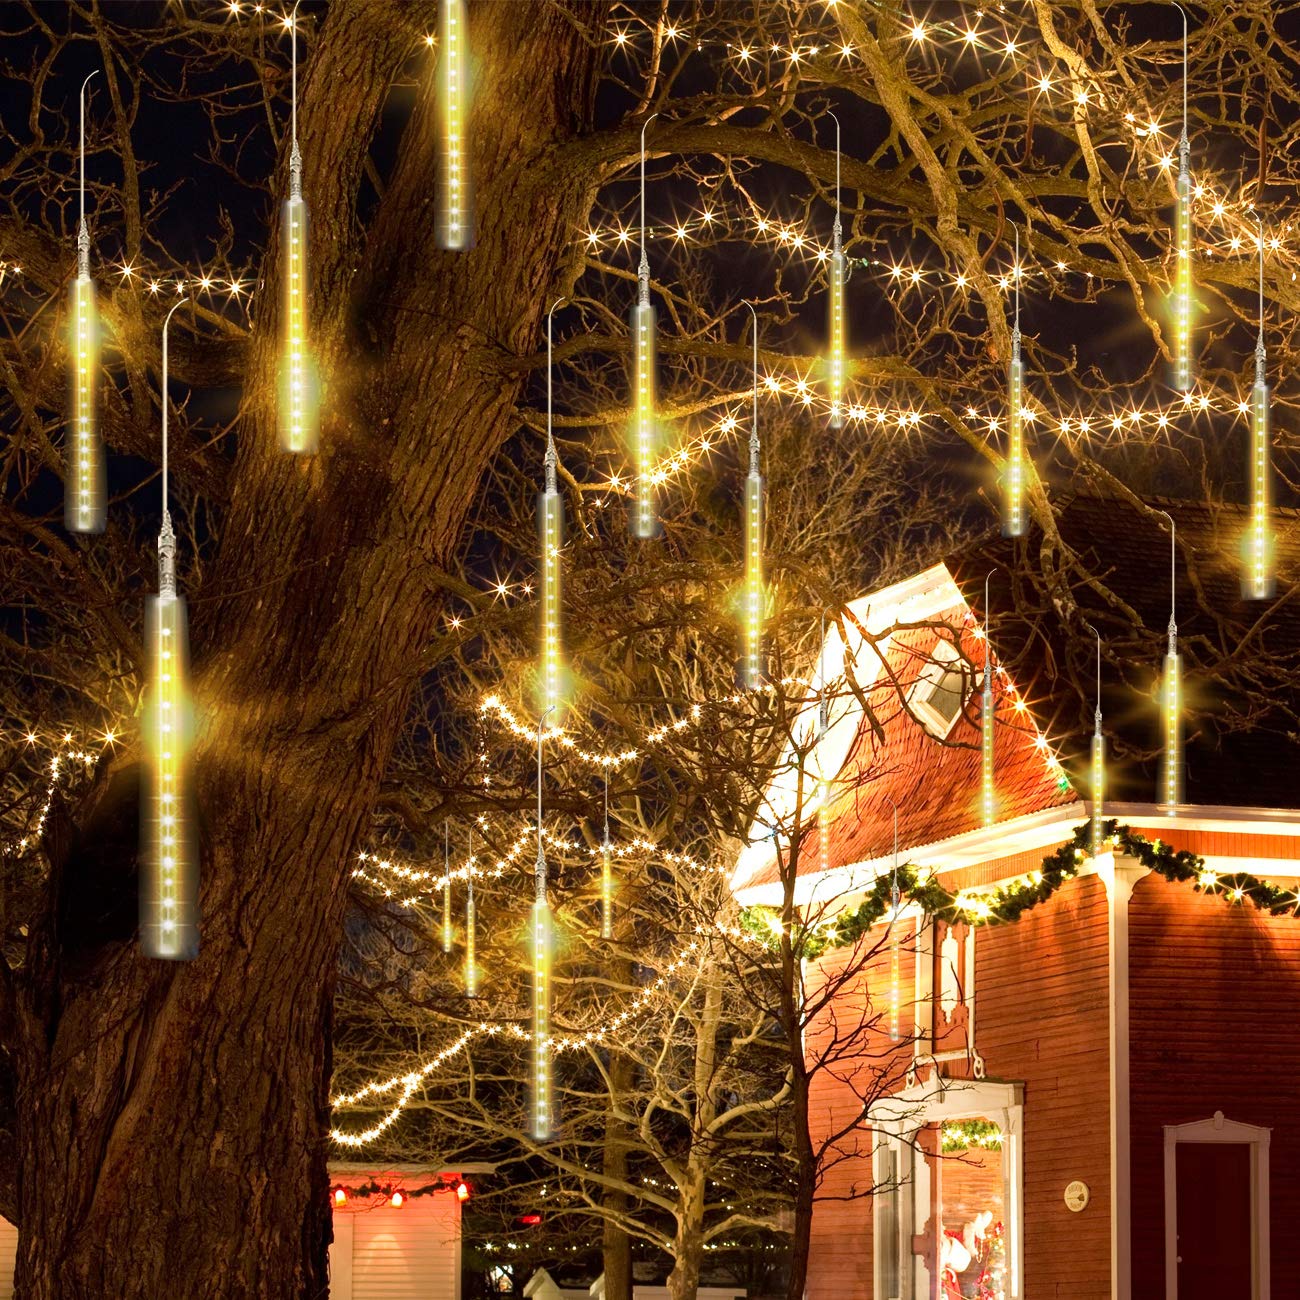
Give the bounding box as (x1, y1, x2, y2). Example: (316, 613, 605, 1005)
(1244, 223, 1273, 599)
(600, 771, 613, 940)
(436, 0, 472, 250)
(279, 6, 319, 453)
(1003, 229, 1025, 538)
(1084, 623, 1106, 856)
(630, 113, 660, 539)
(465, 829, 478, 997)
(540, 300, 566, 718)
(826, 111, 845, 429)
(816, 609, 833, 876)
(531, 708, 554, 1141)
(884, 795, 901, 1042)
(1172, 4, 1193, 392)
(141, 299, 198, 961)
(441, 822, 453, 954)
(739, 300, 764, 689)
(1156, 512, 1182, 812)
(981, 571, 998, 826)
(67, 71, 104, 534)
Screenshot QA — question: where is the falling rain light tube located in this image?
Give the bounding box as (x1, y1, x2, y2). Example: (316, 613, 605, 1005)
(1244, 223, 1274, 599)
(436, 0, 472, 250)
(1171, 4, 1193, 392)
(465, 829, 478, 997)
(441, 823, 453, 954)
(540, 300, 566, 718)
(630, 113, 660, 539)
(600, 771, 613, 940)
(1084, 623, 1105, 857)
(739, 301, 764, 689)
(1003, 229, 1025, 537)
(817, 610, 832, 876)
(1156, 512, 1182, 812)
(141, 299, 198, 961)
(884, 795, 901, 1042)
(279, 7, 319, 453)
(981, 571, 997, 826)
(531, 708, 554, 1141)
(826, 111, 845, 429)
(67, 71, 104, 534)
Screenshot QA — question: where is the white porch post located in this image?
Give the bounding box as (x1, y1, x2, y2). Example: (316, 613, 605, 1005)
(1097, 851, 1148, 1300)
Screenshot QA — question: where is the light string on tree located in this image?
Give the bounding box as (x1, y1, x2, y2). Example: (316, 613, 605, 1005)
(1084, 622, 1105, 857)
(981, 570, 997, 826)
(739, 300, 764, 689)
(1244, 220, 1274, 599)
(465, 826, 478, 997)
(1171, 3, 1193, 392)
(540, 299, 566, 717)
(436, 0, 472, 250)
(67, 70, 104, 534)
(279, 4, 318, 453)
(531, 707, 554, 1141)
(1003, 228, 1025, 537)
(441, 821, 453, 954)
(826, 110, 845, 429)
(600, 769, 614, 940)
(631, 113, 661, 539)
(1156, 510, 1182, 812)
(141, 299, 198, 961)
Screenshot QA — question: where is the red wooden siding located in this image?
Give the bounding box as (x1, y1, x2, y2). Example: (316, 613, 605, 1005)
(1128, 872, 1300, 1293)
(977, 875, 1112, 1297)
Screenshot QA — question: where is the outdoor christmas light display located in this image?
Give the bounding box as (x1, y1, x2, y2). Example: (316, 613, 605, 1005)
(1157, 511, 1182, 812)
(884, 794, 901, 1043)
(981, 571, 997, 826)
(540, 300, 566, 718)
(1003, 230, 1025, 537)
(441, 823, 453, 954)
(279, 6, 318, 453)
(532, 708, 554, 1141)
(1172, 4, 1193, 392)
(141, 299, 197, 961)
(816, 611, 832, 877)
(739, 301, 764, 689)
(826, 112, 845, 429)
(67, 71, 103, 534)
(436, 0, 472, 250)
(631, 113, 660, 539)
(1085, 623, 1105, 857)
(600, 772, 613, 940)
(465, 829, 478, 997)
(1245, 221, 1274, 599)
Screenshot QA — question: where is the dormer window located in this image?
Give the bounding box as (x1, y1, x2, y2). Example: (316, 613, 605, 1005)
(910, 638, 972, 738)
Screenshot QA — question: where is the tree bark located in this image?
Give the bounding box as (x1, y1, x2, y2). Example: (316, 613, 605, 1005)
(665, 1165, 706, 1300)
(9, 3, 607, 1296)
(600, 1049, 634, 1300)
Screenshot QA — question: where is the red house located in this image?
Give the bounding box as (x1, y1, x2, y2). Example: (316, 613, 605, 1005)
(731, 496, 1300, 1300)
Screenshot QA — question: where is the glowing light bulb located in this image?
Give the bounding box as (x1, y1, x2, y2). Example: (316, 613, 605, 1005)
(1244, 239, 1274, 599)
(1173, 160, 1192, 391)
(1091, 727, 1105, 856)
(66, 274, 105, 532)
(738, 472, 765, 688)
(437, 0, 473, 249)
(464, 888, 477, 997)
(279, 194, 319, 452)
(887, 928, 901, 1041)
(333, 1188, 347, 1206)
(600, 836, 614, 940)
(531, 898, 552, 1140)
(141, 593, 197, 959)
(981, 666, 995, 825)
(539, 488, 565, 715)
(441, 872, 452, 954)
(1004, 242, 1025, 537)
(630, 301, 660, 538)
(828, 249, 845, 429)
(1161, 649, 1182, 812)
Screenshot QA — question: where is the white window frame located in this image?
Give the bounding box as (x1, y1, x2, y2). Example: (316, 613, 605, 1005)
(1163, 1111, 1271, 1299)
(870, 1079, 1024, 1300)
(909, 638, 972, 738)
(872, 1132, 915, 1300)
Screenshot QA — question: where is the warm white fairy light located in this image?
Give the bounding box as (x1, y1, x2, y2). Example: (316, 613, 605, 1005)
(1085, 623, 1105, 856)
(981, 571, 997, 825)
(1244, 224, 1274, 599)
(540, 300, 566, 716)
(67, 72, 104, 534)
(739, 301, 764, 688)
(441, 823, 453, 954)
(141, 300, 197, 961)
(437, 0, 472, 249)
(465, 828, 478, 997)
(600, 771, 614, 940)
(532, 709, 554, 1141)
(1157, 512, 1182, 812)
(1172, 4, 1193, 392)
(1004, 230, 1025, 536)
(279, 7, 318, 453)
(826, 111, 845, 428)
(631, 114, 661, 539)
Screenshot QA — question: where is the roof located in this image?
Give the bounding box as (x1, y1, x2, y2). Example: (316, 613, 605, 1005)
(731, 493, 1300, 902)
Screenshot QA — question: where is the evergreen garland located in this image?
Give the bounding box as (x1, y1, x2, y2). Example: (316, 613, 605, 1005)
(740, 820, 1300, 959)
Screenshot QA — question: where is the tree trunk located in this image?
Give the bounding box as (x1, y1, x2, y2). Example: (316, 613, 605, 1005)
(786, 1059, 816, 1300)
(601, 1049, 634, 1300)
(8, 4, 607, 1295)
(665, 1167, 706, 1300)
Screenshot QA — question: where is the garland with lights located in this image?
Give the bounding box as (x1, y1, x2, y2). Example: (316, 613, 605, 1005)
(331, 1179, 469, 1206)
(941, 1119, 1003, 1155)
(746, 820, 1299, 960)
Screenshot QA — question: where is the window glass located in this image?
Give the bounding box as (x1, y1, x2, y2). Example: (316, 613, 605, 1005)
(938, 1118, 1008, 1299)
(926, 665, 966, 724)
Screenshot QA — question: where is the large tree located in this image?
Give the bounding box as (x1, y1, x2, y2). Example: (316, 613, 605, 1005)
(1, 2, 1295, 1296)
